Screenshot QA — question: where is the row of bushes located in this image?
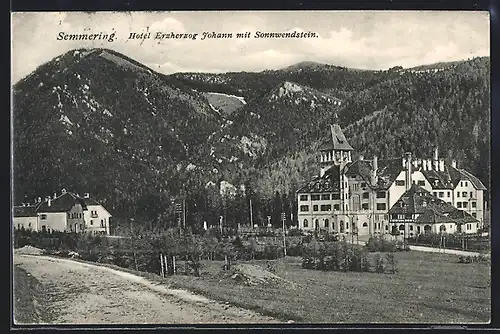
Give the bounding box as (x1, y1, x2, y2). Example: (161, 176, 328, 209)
(301, 240, 397, 274)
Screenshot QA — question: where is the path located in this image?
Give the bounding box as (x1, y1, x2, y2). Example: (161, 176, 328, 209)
(345, 238, 488, 257)
(13, 254, 279, 325)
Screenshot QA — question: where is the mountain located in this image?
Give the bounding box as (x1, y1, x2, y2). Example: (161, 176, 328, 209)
(13, 48, 224, 216)
(12, 49, 490, 230)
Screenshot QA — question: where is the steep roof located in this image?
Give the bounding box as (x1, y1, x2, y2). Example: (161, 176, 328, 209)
(36, 192, 88, 213)
(344, 158, 403, 190)
(420, 164, 486, 190)
(13, 205, 38, 217)
(319, 124, 354, 151)
(389, 184, 477, 224)
(458, 169, 487, 190)
(297, 166, 341, 193)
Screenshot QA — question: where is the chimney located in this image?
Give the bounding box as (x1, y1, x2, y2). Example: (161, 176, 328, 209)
(53, 192, 57, 199)
(422, 159, 427, 171)
(371, 156, 378, 186)
(433, 147, 439, 170)
(84, 193, 90, 199)
(427, 159, 432, 171)
(417, 159, 422, 169)
(439, 159, 445, 172)
(405, 152, 412, 190)
(48, 198, 52, 207)
(37, 197, 42, 203)
(402, 157, 406, 168)
(451, 160, 457, 168)
(359, 155, 364, 161)
(61, 188, 67, 194)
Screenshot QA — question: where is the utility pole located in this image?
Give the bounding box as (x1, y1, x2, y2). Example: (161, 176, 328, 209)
(281, 212, 287, 257)
(250, 198, 254, 227)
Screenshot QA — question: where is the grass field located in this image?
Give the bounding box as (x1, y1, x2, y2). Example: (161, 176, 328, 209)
(13, 265, 55, 325)
(157, 251, 491, 324)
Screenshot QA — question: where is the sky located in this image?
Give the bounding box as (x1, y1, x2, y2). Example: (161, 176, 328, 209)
(11, 11, 490, 84)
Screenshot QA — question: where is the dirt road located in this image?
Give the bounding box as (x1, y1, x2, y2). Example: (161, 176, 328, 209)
(13, 255, 280, 325)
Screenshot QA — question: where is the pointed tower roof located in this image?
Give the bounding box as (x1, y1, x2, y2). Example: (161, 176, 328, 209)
(319, 123, 354, 151)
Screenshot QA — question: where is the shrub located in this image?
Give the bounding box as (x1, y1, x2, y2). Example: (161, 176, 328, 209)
(366, 235, 397, 252)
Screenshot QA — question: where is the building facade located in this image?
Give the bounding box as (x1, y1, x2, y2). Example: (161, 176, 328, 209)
(296, 123, 487, 237)
(13, 189, 112, 235)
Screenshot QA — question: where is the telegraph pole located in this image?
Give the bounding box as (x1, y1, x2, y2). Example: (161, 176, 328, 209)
(281, 212, 287, 257)
(249, 198, 254, 227)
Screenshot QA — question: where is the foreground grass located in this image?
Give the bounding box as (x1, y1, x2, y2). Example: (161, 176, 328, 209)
(158, 252, 491, 324)
(30, 251, 490, 324)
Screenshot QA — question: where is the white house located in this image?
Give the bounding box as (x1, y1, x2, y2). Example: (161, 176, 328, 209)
(13, 189, 112, 235)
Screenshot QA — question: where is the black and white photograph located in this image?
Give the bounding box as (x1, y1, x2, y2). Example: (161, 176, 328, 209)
(11, 10, 491, 325)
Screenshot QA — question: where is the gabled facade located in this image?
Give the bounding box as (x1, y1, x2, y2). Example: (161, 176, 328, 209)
(13, 189, 112, 235)
(82, 193, 112, 235)
(296, 122, 488, 237)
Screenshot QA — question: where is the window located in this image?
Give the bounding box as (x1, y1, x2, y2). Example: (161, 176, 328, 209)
(303, 219, 309, 228)
(385, 225, 388, 231)
(463, 202, 468, 208)
(472, 213, 477, 218)
(332, 193, 340, 200)
(362, 222, 368, 227)
(447, 192, 450, 198)
(433, 192, 437, 197)
(378, 223, 381, 229)
(346, 222, 349, 229)
(395, 180, 405, 186)
(376, 203, 386, 210)
(353, 184, 359, 191)
(313, 205, 319, 211)
(472, 202, 476, 208)
(399, 225, 405, 230)
(311, 194, 320, 201)
(460, 181, 463, 187)
(362, 203, 369, 210)
(465, 182, 468, 187)
(362, 192, 369, 199)
(450, 225, 453, 229)
(79, 224, 83, 230)
(320, 205, 331, 211)
(361, 182, 367, 188)
(462, 192, 467, 197)
(40, 214, 47, 220)
(457, 202, 462, 208)
(90, 220, 93, 225)
(438, 192, 444, 198)
(467, 224, 471, 230)
(333, 204, 340, 210)
(321, 194, 330, 200)
(457, 192, 460, 197)
(300, 195, 308, 201)
(324, 219, 329, 228)
(417, 180, 425, 186)
(470, 192, 473, 198)
(300, 205, 309, 212)
(101, 219, 104, 227)
(28, 223, 31, 228)
(410, 225, 413, 231)
(376, 191, 386, 198)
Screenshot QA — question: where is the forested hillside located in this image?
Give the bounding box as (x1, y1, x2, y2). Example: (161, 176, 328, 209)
(12, 49, 490, 231)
